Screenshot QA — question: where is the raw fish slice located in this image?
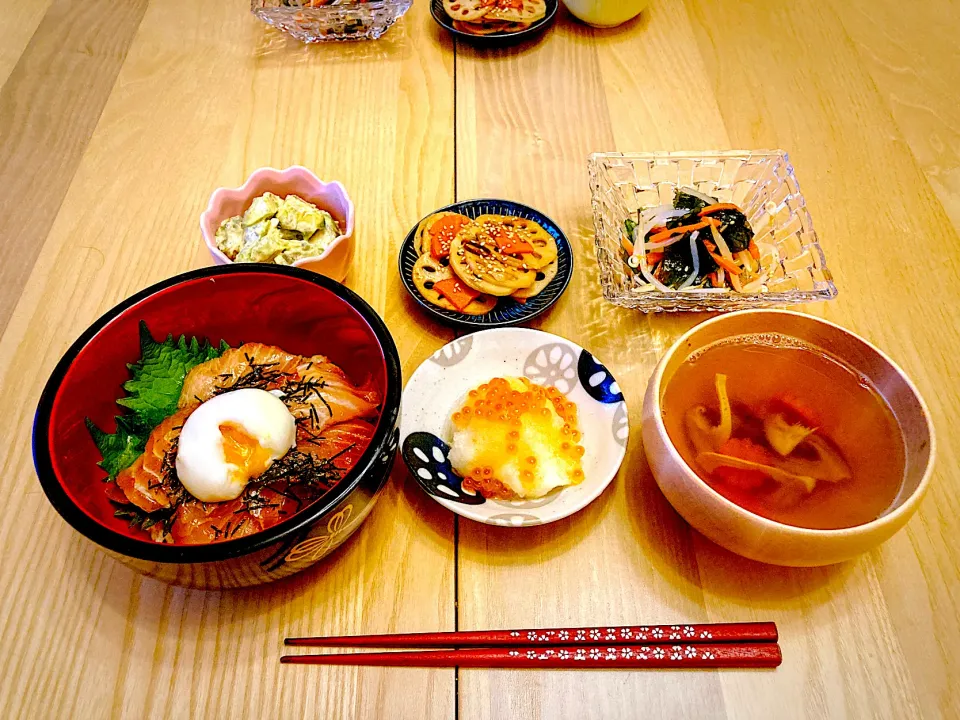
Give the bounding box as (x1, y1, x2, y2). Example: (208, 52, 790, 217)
(179, 344, 305, 406)
(170, 498, 263, 544)
(115, 409, 190, 512)
(179, 343, 379, 432)
(291, 362, 380, 430)
(297, 419, 377, 474)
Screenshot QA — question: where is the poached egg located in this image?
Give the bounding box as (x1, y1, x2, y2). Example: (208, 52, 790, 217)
(175, 389, 296, 502)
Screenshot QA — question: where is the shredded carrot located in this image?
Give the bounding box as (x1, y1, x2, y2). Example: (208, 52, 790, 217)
(709, 252, 742, 276)
(622, 236, 634, 255)
(648, 221, 713, 244)
(702, 239, 716, 252)
(698, 203, 741, 216)
(646, 251, 664, 266)
(748, 240, 760, 260)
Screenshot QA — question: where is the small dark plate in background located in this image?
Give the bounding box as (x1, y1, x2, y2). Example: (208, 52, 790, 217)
(430, 0, 558, 45)
(399, 198, 573, 329)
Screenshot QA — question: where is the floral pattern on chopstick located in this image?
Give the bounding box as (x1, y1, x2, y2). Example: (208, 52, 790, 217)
(507, 625, 712, 643)
(505, 646, 710, 661)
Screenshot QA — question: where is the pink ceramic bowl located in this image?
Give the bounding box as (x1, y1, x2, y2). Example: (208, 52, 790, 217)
(641, 310, 935, 567)
(200, 166, 355, 282)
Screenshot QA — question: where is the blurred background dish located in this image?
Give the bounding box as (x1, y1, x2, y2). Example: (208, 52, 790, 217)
(32, 265, 401, 589)
(430, 0, 558, 44)
(251, 0, 413, 42)
(642, 309, 934, 566)
(561, 0, 648, 27)
(201, 166, 355, 282)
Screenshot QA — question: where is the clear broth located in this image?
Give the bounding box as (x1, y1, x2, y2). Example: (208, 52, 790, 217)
(661, 333, 905, 530)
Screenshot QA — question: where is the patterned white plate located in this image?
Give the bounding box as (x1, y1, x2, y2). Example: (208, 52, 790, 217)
(400, 328, 629, 526)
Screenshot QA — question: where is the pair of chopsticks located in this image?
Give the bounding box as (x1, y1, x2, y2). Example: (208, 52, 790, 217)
(281, 623, 781, 669)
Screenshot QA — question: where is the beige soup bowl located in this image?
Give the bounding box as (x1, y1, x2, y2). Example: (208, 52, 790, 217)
(641, 310, 935, 567)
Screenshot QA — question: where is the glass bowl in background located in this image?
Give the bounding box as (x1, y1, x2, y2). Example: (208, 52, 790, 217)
(251, 0, 412, 42)
(587, 150, 838, 313)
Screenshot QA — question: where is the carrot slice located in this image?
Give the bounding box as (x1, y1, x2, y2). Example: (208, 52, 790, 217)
(698, 203, 741, 216)
(433, 278, 482, 311)
(493, 228, 534, 255)
(646, 251, 664, 266)
(712, 438, 774, 489)
(769, 394, 820, 428)
(429, 216, 470, 260)
(708, 252, 742, 276)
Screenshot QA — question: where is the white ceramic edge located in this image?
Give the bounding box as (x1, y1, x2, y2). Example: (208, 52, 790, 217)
(401, 328, 629, 527)
(644, 308, 937, 541)
(199, 165, 356, 266)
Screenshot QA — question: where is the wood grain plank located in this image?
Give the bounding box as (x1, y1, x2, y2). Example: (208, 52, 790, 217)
(454, 6, 733, 719)
(831, 0, 960, 238)
(0, 0, 148, 337)
(0, 1, 456, 718)
(0, 0, 52, 87)
(683, 0, 959, 717)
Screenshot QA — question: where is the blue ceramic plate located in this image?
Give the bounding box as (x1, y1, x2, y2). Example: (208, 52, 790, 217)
(400, 328, 629, 527)
(430, 0, 558, 44)
(399, 199, 573, 329)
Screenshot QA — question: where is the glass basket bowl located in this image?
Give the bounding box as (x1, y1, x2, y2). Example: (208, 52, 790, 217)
(251, 0, 412, 42)
(587, 150, 838, 312)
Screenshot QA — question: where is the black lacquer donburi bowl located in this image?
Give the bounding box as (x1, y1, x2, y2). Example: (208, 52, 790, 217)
(32, 265, 401, 589)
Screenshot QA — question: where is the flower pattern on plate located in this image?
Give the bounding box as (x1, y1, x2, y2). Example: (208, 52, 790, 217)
(611, 402, 629, 447)
(577, 350, 624, 404)
(401, 432, 485, 505)
(429, 335, 473, 366)
(524, 342, 579, 394)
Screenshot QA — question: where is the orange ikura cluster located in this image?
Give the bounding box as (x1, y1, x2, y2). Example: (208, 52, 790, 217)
(450, 377, 585, 500)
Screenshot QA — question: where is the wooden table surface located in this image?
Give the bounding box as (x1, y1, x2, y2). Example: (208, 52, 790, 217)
(1, 1, 958, 718)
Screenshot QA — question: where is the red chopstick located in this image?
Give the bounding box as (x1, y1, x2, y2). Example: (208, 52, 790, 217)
(285, 622, 777, 648)
(281, 643, 782, 669)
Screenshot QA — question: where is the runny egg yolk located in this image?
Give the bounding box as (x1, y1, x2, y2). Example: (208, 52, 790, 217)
(175, 388, 297, 503)
(447, 377, 585, 500)
(219, 423, 275, 483)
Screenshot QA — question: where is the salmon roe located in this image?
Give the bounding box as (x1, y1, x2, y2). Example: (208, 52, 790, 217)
(451, 376, 586, 497)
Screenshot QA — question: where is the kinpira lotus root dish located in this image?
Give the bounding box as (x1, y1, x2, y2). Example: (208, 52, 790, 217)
(86, 322, 380, 544)
(412, 211, 558, 316)
(216, 192, 341, 265)
(443, 0, 546, 36)
(661, 333, 906, 530)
